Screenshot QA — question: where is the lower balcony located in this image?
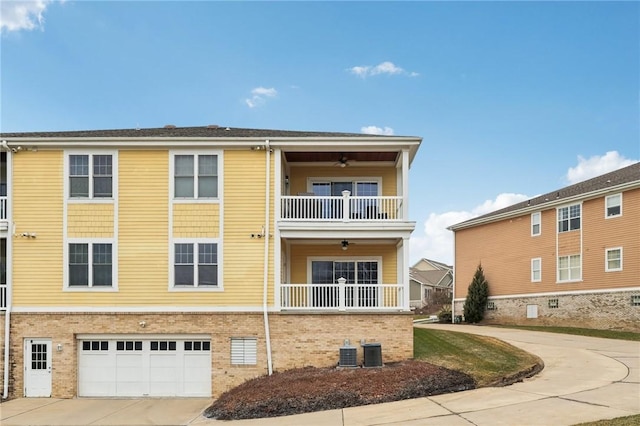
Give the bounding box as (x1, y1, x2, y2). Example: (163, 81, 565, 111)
(280, 281, 405, 311)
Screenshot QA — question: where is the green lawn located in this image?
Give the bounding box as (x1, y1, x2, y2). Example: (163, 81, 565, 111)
(494, 325, 640, 341)
(413, 327, 542, 386)
(574, 414, 640, 426)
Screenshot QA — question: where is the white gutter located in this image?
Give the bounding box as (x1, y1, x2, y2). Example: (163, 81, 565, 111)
(262, 140, 273, 375)
(2, 146, 12, 399)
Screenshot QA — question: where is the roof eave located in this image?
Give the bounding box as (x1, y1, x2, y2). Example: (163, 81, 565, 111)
(448, 180, 640, 231)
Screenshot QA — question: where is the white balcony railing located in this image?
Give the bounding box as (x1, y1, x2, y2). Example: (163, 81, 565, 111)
(0, 196, 6, 221)
(280, 195, 404, 221)
(0, 284, 6, 310)
(280, 282, 404, 311)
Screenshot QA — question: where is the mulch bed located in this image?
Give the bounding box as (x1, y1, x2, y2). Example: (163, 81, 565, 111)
(204, 360, 475, 420)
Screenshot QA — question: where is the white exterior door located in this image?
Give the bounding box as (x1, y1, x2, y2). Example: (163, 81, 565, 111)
(24, 339, 52, 397)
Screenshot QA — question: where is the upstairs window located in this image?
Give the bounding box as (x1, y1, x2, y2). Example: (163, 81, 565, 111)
(558, 204, 580, 233)
(605, 194, 621, 218)
(174, 242, 219, 287)
(174, 154, 218, 199)
(69, 154, 113, 198)
(605, 248, 622, 272)
(531, 212, 541, 236)
(68, 242, 113, 287)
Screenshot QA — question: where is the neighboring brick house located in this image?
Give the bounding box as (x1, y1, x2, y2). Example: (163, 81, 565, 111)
(0, 126, 421, 399)
(409, 259, 453, 308)
(449, 162, 640, 332)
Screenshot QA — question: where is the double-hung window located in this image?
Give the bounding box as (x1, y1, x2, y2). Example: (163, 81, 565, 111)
(605, 248, 622, 272)
(69, 154, 113, 198)
(531, 212, 541, 236)
(174, 154, 218, 199)
(605, 194, 621, 218)
(558, 254, 581, 282)
(558, 204, 581, 233)
(174, 241, 219, 288)
(531, 258, 541, 282)
(68, 242, 114, 288)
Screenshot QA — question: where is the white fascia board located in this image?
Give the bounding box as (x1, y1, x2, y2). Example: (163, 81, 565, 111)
(449, 181, 640, 231)
(11, 306, 274, 313)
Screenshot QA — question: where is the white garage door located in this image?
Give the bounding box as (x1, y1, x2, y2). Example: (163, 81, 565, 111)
(78, 337, 211, 397)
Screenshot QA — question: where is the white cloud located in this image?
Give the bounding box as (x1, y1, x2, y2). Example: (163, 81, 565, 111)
(566, 151, 636, 184)
(361, 126, 394, 136)
(347, 61, 417, 78)
(410, 193, 529, 265)
(1, 0, 51, 32)
(245, 86, 277, 108)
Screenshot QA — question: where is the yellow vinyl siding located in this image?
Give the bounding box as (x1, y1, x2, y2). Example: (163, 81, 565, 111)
(12, 151, 65, 306)
(288, 166, 397, 196)
(289, 243, 397, 284)
(455, 188, 640, 298)
(221, 150, 274, 306)
(114, 150, 169, 305)
(67, 204, 114, 238)
(173, 203, 220, 238)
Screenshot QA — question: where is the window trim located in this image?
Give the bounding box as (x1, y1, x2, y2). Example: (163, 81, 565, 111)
(65, 151, 117, 202)
(531, 258, 542, 282)
(557, 203, 581, 233)
(605, 247, 623, 272)
(64, 238, 118, 291)
(557, 254, 582, 283)
(170, 151, 221, 202)
(605, 193, 622, 219)
(531, 212, 541, 236)
(170, 238, 222, 291)
(306, 256, 383, 284)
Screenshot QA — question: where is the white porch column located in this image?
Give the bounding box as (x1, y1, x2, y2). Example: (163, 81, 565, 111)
(402, 237, 410, 310)
(402, 149, 409, 220)
(338, 277, 346, 311)
(274, 149, 282, 309)
(342, 190, 350, 222)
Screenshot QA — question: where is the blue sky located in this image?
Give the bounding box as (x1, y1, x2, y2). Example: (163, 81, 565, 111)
(1, 1, 639, 264)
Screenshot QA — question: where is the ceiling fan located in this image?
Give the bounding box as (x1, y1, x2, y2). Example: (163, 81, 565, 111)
(334, 153, 350, 168)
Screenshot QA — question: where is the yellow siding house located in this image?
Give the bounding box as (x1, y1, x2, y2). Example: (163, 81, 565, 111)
(0, 126, 421, 399)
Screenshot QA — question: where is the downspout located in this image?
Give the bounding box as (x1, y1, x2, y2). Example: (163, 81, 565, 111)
(2, 146, 12, 399)
(263, 140, 273, 375)
(451, 230, 456, 324)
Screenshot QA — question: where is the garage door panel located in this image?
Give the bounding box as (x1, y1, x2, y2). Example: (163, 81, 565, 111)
(78, 338, 211, 397)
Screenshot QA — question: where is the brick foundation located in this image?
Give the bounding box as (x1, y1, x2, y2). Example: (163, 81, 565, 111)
(454, 290, 640, 332)
(0, 311, 412, 399)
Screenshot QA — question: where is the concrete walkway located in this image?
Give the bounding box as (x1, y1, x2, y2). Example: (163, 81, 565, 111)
(1, 325, 639, 425)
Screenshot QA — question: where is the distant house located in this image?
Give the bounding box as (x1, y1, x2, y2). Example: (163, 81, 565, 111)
(410, 259, 453, 309)
(449, 162, 640, 332)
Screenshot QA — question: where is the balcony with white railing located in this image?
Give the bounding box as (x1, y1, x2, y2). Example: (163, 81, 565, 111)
(280, 193, 404, 222)
(280, 280, 405, 311)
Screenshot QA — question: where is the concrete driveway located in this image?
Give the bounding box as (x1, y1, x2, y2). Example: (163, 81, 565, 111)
(1, 324, 639, 425)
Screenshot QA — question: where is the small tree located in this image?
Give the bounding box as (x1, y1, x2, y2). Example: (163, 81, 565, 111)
(463, 263, 489, 323)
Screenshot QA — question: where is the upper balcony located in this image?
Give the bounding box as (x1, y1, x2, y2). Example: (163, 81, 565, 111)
(276, 150, 413, 231)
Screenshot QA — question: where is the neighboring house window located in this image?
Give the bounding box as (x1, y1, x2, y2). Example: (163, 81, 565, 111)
(605, 248, 622, 272)
(174, 154, 218, 198)
(68, 242, 113, 287)
(605, 194, 622, 218)
(531, 258, 541, 282)
(230, 337, 257, 365)
(174, 242, 218, 287)
(631, 295, 640, 307)
(531, 212, 541, 236)
(548, 299, 559, 309)
(69, 154, 113, 198)
(557, 204, 581, 232)
(558, 254, 581, 282)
